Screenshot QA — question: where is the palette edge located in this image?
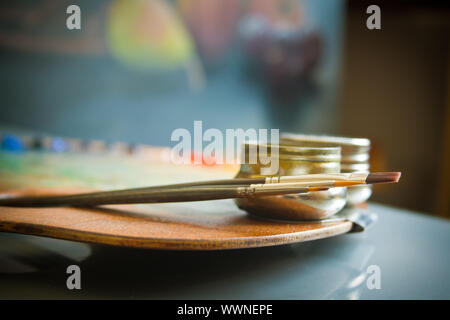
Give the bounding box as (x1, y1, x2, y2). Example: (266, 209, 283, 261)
(0, 220, 353, 250)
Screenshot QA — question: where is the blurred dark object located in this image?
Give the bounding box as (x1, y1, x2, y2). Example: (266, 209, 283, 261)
(240, 17, 322, 93)
(239, 0, 322, 94)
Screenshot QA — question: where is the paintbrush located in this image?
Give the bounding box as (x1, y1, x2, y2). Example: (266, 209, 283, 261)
(264, 172, 402, 185)
(0, 172, 400, 208)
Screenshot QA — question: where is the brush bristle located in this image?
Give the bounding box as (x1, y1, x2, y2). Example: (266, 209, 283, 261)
(365, 172, 401, 184)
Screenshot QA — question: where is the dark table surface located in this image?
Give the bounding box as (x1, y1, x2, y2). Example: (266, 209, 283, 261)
(0, 202, 449, 299)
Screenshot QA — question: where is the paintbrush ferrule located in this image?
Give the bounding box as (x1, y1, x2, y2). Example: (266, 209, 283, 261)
(252, 180, 336, 193)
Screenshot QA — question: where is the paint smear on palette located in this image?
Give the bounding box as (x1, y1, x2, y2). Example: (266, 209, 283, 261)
(0, 151, 239, 192)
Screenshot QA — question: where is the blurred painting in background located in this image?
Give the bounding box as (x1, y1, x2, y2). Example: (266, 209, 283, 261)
(0, 0, 344, 138)
(0, 0, 448, 217)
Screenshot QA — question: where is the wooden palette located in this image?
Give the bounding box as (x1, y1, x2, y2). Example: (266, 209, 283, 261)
(0, 150, 353, 250)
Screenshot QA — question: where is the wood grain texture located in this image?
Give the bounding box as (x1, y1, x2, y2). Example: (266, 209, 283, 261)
(0, 187, 352, 250)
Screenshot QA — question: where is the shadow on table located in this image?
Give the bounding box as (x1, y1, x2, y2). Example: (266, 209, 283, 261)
(0, 231, 374, 299)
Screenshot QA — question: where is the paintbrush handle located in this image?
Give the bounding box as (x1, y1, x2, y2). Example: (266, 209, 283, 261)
(116, 178, 266, 191)
(0, 186, 248, 207)
(0, 182, 315, 207)
(0, 178, 264, 207)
